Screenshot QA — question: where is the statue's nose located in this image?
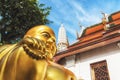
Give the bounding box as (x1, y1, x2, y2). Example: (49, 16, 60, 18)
(48, 37, 56, 43)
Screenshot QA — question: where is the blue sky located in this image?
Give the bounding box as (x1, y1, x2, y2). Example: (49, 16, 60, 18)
(39, 0, 120, 44)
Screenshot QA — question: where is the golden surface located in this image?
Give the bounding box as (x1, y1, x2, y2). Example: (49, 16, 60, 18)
(0, 25, 76, 80)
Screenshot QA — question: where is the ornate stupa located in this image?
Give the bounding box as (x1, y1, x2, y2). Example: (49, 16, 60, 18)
(57, 24, 68, 52)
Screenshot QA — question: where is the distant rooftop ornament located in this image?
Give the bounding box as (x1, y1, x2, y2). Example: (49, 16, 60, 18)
(78, 23, 85, 37)
(101, 12, 109, 22)
(76, 30, 79, 39)
(101, 12, 110, 30)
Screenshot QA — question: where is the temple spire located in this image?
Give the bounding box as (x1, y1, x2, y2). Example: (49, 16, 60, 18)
(57, 24, 68, 52)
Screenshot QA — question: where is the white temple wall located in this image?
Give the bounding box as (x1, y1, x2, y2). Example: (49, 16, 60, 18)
(66, 42, 120, 80)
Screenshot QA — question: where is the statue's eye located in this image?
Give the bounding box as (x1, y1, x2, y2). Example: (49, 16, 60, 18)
(42, 32, 50, 38)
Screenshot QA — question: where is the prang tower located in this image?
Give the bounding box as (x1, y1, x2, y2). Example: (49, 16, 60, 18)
(57, 24, 68, 52)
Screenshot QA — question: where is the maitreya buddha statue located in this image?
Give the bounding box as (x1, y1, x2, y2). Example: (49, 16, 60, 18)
(0, 25, 76, 80)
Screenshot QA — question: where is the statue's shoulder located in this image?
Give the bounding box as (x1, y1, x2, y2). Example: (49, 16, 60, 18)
(46, 61, 76, 80)
(0, 44, 17, 52)
(0, 44, 11, 48)
(0, 44, 12, 52)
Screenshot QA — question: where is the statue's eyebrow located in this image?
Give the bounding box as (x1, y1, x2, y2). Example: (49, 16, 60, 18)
(41, 31, 51, 37)
(41, 31, 50, 34)
(40, 31, 55, 36)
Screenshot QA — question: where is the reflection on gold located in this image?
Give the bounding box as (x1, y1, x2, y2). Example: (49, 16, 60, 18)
(0, 25, 76, 80)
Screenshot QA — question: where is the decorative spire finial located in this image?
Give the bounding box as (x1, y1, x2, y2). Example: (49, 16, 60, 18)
(78, 22, 85, 37)
(101, 11, 110, 30)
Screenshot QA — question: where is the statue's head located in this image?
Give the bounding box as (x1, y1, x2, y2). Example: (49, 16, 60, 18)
(24, 25, 57, 59)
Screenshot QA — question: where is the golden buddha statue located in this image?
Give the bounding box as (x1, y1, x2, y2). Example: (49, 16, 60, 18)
(0, 25, 76, 80)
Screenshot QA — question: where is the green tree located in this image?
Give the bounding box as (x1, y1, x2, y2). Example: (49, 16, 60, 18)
(0, 0, 51, 44)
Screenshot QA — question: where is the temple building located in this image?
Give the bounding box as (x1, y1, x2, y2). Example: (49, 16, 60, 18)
(55, 11, 120, 80)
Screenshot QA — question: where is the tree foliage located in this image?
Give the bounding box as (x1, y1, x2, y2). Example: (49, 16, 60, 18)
(0, 0, 51, 44)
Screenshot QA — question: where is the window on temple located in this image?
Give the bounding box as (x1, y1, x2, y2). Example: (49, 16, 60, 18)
(90, 60, 110, 80)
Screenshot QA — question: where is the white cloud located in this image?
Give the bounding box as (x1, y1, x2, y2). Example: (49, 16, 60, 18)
(48, 13, 61, 25)
(71, 1, 88, 16)
(65, 24, 76, 37)
(69, 1, 102, 26)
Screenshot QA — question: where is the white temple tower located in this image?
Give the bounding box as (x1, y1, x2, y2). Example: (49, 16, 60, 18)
(57, 24, 68, 52)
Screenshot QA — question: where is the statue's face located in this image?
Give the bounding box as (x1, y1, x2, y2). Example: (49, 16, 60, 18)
(24, 25, 57, 59)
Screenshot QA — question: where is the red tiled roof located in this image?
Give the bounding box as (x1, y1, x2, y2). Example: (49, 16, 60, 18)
(81, 11, 120, 37)
(111, 11, 120, 20)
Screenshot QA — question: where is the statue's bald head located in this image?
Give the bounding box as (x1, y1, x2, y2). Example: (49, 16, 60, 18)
(24, 25, 55, 40)
(24, 25, 57, 59)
